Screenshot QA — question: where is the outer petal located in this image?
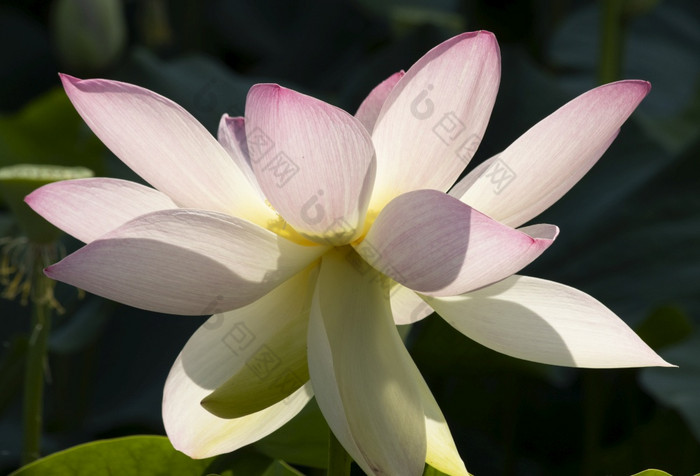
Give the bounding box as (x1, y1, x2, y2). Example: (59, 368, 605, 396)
(368, 31, 500, 214)
(26, 178, 177, 244)
(245, 84, 375, 245)
(453, 80, 649, 227)
(60, 75, 276, 227)
(45, 209, 326, 315)
(201, 265, 317, 418)
(307, 248, 426, 476)
(163, 270, 316, 458)
(425, 275, 673, 368)
(356, 190, 557, 297)
(217, 114, 264, 198)
(354, 71, 404, 133)
(390, 283, 434, 325)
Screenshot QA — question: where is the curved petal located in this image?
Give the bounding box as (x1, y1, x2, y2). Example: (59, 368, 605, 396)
(410, 359, 468, 476)
(454, 80, 650, 227)
(60, 74, 276, 227)
(368, 31, 500, 214)
(308, 248, 426, 476)
(163, 271, 315, 458)
(354, 71, 404, 133)
(217, 114, 264, 198)
(245, 84, 375, 245)
(45, 209, 326, 315)
(425, 275, 673, 368)
(26, 178, 177, 244)
(356, 190, 557, 297)
(390, 283, 434, 325)
(201, 266, 318, 418)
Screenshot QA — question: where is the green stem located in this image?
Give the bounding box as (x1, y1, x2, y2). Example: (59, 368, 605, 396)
(21, 274, 52, 465)
(598, 0, 625, 85)
(328, 429, 352, 476)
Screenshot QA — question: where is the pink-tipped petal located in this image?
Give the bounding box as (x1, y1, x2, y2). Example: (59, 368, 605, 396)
(426, 275, 673, 368)
(45, 209, 326, 315)
(245, 84, 376, 245)
(454, 80, 649, 227)
(60, 75, 275, 226)
(355, 71, 405, 133)
(26, 178, 176, 243)
(217, 114, 264, 198)
(368, 31, 500, 214)
(356, 190, 557, 297)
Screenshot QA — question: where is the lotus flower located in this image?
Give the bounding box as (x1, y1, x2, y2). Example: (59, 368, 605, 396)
(27, 31, 670, 476)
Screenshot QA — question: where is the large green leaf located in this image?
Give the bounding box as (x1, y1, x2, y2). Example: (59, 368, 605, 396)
(0, 87, 105, 172)
(9, 435, 278, 476)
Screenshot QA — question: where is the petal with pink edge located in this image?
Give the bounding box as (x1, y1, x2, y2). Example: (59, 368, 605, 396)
(355, 71, 404, 133)
(245, 84, 375, 245)
(369, 31, 500, 213)
(45, 209, 326, 315)
(163, 269, 315, 458)
(26, 178, 176, 244)
(425, 275, 673, 368)
(453, 80, 649, 227)
(60, 75, 275, 227)
(356, 190, 557, 297)
(217, 114, 264, 198)
(308, 248, 426, 476)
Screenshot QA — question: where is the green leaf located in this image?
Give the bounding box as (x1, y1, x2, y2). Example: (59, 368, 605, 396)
(635, 306, 694, 350)
(0, 88, 106, 172)
(261, 460, 305, 476)
(9, 435, 274, 476)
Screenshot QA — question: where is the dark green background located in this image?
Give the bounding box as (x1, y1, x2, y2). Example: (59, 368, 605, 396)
(1, 0, 698, 474)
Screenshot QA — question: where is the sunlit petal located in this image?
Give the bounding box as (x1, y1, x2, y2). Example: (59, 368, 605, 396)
(163, 271, 315, 458)
(307, 248, 426, 476)
(453, 81, 649, 227)
(60, 74, 275, 226)
(26, 178, 176, 243)
(426, 275, 673, 368)
(369, 31, 500, 213)
(46, 209, 326, 315)
(245, 84, 375, 244)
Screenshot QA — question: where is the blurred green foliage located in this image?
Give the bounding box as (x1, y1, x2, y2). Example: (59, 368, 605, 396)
(0, 0, 697, 475)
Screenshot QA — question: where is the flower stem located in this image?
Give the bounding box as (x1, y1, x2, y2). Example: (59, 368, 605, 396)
(598, 0, 625, 85)
(327, 429, 352, 476)
(21, 274, 52, 465)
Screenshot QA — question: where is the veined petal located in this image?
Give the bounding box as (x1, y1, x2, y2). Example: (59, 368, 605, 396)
(25, 178, 176, 244)
(308, 248, 426, 476)
(60, 75, 276, 227)
(356, 190, 557, 297)
(245, 84, 375, 245)
(201, 266, 318, 418)
(369, 31, 500, 214)
(163, 271, 315, 458)
(45, 209, 326, 315)
(217, 114, 264, 198)
(355, 71, 404, 133)
(391, 283, 434, 325)
(453, 80, 650, 227)
(425, 275, 673, 368)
